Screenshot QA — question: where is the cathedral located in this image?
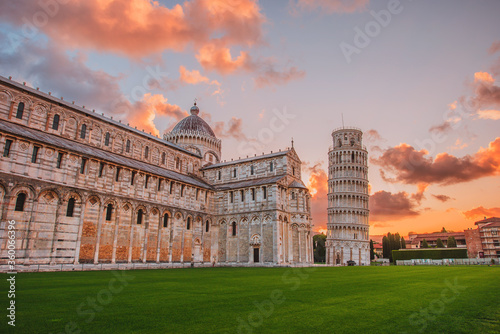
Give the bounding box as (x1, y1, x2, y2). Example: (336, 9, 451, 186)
(0, 75, 313, 268)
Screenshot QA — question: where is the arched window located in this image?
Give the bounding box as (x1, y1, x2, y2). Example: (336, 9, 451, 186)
(186, 217, 191, 230)
(104, 132, 110, 146)
(52, 114, 60, 130)
(218, 171, 221, 180)
(270, 162, 274, 172)
(105, 204, 113, 221)
(137, 209, 143, 225)
(80, 124, 87, 139)
(338, 139, 342, 147)
(162, 152, 166, 164)
(16, 102, 24, 119)
(163, 214, 169, 228)
(206, 221, 209, 233)
(15, 193, 26, 211)
(251, 165, 254, 175)
(66, 198, 75, 217)
(144, 146, 149, 159)
(125, 139, 131, 153)
(232, 221, 237, 236)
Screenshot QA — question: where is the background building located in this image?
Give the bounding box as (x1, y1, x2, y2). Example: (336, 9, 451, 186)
(465, 217, 500, 259)
(326, 127, 369, 265)
(407, 232, 467, 249)
(0, 76, 313, 267)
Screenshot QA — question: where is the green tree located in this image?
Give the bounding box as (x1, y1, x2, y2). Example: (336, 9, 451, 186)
(436, 238, 445, 248)
(382, 236, 390, 259)
(401, 237, 406, 249)
(447, 236, 457, 248)
(422, 239, 429, 248)
(370, 239, 375, 260)
(313, 233, 327, 263)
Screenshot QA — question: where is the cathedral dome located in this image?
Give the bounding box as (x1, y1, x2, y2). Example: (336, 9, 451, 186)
(171, 102, 216, 138)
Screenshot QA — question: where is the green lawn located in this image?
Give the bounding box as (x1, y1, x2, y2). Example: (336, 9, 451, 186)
(1, 266, 499, 333)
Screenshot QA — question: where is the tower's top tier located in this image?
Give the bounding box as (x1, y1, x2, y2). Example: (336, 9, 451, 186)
(331, 127, 364, 150)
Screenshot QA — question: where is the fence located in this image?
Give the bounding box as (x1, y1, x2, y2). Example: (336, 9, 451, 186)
(396, 258, 499, 266)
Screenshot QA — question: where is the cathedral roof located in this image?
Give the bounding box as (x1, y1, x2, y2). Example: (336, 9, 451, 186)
(170, 102, 217, 138)
(0, 120, 212, 189)
(288, 180, 308, 189)
(202, 150, 292, 170)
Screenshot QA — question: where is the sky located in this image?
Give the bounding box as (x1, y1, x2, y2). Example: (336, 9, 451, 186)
(0, 0, 499, 237)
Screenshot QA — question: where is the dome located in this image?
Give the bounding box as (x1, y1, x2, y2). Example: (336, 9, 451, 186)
(170, 103, 216, 138)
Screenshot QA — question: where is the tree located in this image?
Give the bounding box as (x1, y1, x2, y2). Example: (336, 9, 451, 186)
(370, 239, 375, 260)
(441, 227, 447, 233)
(422, 239, 429, 248)
(436, 238, 445, 248)
(401, 237, 406, 249)
(313, 233, 327, 263)
(447, 236, 457, 248)
(382, 236, 390, 259)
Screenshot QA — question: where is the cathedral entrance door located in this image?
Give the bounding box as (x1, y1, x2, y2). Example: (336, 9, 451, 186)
(253, 248, 260, 263)
(336, 254, 340, 265)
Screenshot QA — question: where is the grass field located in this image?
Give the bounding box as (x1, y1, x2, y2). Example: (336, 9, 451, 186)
(1, 266, 499, 333)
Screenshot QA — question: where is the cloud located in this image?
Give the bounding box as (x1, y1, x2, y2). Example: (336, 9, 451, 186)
(365, 129, 384, 142)
(306, 162, 328, 228)
(489, 41, 500, 55)
(196, 43, 252, 75)
(410, 183, 428, 204)
(212, 117, 248, 140)
(371, 137, 500, 185)
(290, 0, 369, 14)
(253, 66, 305, 88)
(0, 0, 265, 58)
(432, 194, 453, 202)
(477, 109, 500, 120)
(448, 138, 468, 151)
(369, 190, 419, 222)
(196, 42, 305, 87)
(127, 93, 188, 137)
(0, 38, 126, 116)
(465, 72, 500, 112)
(462, 206, 500, 220)
(429, 122, 452, 134)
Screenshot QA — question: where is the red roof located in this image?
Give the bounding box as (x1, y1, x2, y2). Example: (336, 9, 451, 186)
(475, 217, 500, 225)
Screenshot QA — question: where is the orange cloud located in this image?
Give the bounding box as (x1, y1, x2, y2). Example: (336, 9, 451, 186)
(196, 43, 251, 74)
(369, 190, 419, 222)
(462, 206, 500, 220)
(477, 109, 500, 120)
(179, 66, 211, 85)
(371, 138, 500, 185)
(0, 0, 265, 58)
(474, 71, 495, 83)
(306, 163, 328, 228)
(127, 93, 188, 137)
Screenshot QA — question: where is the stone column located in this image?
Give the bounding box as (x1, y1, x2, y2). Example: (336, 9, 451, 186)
(127, 209, 134, 263)
(49, 197, 62, 264)
(74, 201, 87, 264)
(93, 203, 104, 264)
(142, 213, 149, 263)
(111, 205, 121, 264)
(156, 213, 162, 263)
(24, 196, 39, 264)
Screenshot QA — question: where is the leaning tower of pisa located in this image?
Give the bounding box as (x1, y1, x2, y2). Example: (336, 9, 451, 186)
(326, 127, 370, 265)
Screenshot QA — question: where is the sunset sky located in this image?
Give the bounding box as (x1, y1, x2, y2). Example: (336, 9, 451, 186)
(1, 0, 499, 237)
